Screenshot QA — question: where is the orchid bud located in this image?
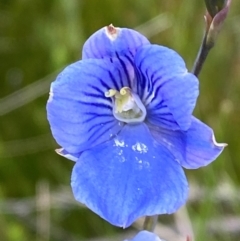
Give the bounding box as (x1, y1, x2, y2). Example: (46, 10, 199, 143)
(204, 0, 228, 18)
(204, 0, 231, 47)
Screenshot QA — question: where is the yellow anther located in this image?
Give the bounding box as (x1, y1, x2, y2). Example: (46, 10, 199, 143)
(115, 88, 133, 113)
(120, 87, 130, 95)
(105, 87, 136, 114)
(105, 89, 117, 97)
(105, 86, 146, 123)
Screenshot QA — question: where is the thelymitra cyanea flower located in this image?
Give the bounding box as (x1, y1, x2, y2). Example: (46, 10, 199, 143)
(47, 25, 226, 228)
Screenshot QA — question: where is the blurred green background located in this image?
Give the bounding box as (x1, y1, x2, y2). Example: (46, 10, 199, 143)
(0, 0, 240, 241)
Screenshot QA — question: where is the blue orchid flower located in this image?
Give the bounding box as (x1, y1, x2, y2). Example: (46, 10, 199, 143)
(124, 230, 162, 241)
(47, 25, 226, 228)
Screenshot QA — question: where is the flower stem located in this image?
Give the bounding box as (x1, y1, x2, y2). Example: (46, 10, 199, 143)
(191, 32, 214, 77)
(143, 215, 158, 232)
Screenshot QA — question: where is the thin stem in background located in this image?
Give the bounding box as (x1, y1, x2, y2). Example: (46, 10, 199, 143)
(143, 215, 158, 232)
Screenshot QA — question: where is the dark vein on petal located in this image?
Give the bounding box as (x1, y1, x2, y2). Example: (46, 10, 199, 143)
(137, 57, 146, 76)
(90, 122, 118, 144)
(135, 67, 143, 98)
(81, 113, 113, 124)
(88, 84, 103, 95)
(78, 101, 112, 109)
(87, 120, 115, 142)
(129, 51, 134, 58)
(87, 73, 111, 90)
(150, 115, 176, 124)
(124, 53, 134, 66)
(108, 69, 120, 90)
(117, 68, 124, 88)
(137, 68, 147, 94)
(153, 102, 166, 110)
(81, 91, 104, 98)
(149, 68, 161, 83)
(83, 111, 110, 116)
(88, 119, 114, 134)
(150, 79, 168, 102)
(116, 53, 131, 87)
(145, 67, 153, 92)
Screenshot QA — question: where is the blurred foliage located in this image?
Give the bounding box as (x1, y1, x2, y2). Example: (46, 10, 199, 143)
(0, 0, 240, 241)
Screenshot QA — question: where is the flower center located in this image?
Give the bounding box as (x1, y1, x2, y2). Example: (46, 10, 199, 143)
(105, 87, 146, 123)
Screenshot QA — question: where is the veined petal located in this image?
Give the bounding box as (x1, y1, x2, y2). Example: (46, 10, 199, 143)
(125, 231, 162, 241)
(135, 44, 199, 131)
(149, 116, 226, 169)
(71, 123, 188, 227)
(47, 58, 136, 154)
(82, 25, 150, 60)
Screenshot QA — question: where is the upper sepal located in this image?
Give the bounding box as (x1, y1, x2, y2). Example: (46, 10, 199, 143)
(82, 25, 150, 59)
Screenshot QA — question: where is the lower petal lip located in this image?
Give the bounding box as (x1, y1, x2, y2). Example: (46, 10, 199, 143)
(71, 123, 188, 227)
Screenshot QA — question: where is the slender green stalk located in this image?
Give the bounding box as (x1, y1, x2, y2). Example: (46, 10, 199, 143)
(143, 215, 158, 232)
(192, 0, 231, 76)
(191, 32, 214, 77)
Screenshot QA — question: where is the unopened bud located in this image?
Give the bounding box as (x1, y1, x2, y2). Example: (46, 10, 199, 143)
(204, 0, 231, 47)
(204, 0, 228, 18)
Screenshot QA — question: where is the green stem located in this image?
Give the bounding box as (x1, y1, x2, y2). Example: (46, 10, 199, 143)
(143, 215, 158, 232)
(191, 31, 214, 77)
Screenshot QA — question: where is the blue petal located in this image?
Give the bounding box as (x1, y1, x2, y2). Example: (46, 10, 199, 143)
(71, 123, 188, 227)
(47, 58, 135, 154)
(135, 44, 199, 131)
(82, 26, 150, 60)
(149, 116, 226, 169)
(127, 231, 162, 241)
